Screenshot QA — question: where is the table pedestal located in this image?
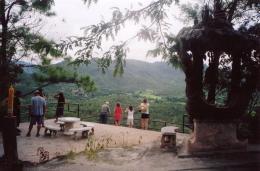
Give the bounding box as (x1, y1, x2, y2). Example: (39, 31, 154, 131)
(64, 122, 75, 132)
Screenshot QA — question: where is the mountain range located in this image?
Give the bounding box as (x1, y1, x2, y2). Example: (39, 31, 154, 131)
(62, 59, 186, 96)
(18, 59, 186, 97)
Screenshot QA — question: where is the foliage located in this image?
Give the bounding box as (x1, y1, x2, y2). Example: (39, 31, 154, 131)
(62, 59, 185, 96)
(0, 0, 96, 109)
(64, 0, 259, 120)
(17, 59, 186, 126)
(33, 66, 96, 92)
(16, 59, 185, 101)
(84, 136, 112, 160)
(171, 1, 259, 120)
(77, 76, 97, 92)
(0, 0, 57, 114)
(60, 0, 180, 75)
(66, 150, 76, 160)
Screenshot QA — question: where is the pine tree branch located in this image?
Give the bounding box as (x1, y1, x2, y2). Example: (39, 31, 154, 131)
(6, 0, 19, 24)
(227, 0, 238, 22)
(21, 82, 51, 97)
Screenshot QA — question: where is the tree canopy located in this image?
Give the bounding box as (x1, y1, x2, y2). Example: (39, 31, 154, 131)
(0, 0, 96, 107)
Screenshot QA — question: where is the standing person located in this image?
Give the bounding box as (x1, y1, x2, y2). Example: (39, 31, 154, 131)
(26, 90, 46, 137)
(38, 88, 47, 127)
(125, 105, 134, 128)
(100, 101, 110, 124)
(13, 90, 21, 134)
(139, 98, 150, 130)
(38, 88, 46, 98)
(54, 92, 65, 122)
(114, 102, 123, 126)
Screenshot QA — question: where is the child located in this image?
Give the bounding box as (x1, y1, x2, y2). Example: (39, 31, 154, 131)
(125, 105, 134, 128)
(114, 102, 122, 126)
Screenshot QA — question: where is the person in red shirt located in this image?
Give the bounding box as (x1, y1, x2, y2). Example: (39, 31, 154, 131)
(114, 102, 123, 126)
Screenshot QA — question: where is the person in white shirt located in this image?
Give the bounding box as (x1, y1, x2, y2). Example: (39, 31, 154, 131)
(125, 105, 134, 128)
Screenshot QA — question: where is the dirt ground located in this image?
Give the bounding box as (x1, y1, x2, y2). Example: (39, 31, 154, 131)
(1, 119, 259, 171)
(0, 119, 170, 163)
(24, 142, 260, 171)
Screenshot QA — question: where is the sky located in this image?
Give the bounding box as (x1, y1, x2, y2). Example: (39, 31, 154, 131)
(41, 0, 195, 63)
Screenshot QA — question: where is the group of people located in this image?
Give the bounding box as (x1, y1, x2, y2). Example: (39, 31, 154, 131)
(26, 90, 65, 137)
(14, 88, 150, 137)
(99, 98, 150, 129)
(13, 89, 65, 137)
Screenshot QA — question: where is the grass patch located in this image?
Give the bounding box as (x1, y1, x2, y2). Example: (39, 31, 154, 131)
(84, 136, 112, 160)
(65, 150, 76, 160)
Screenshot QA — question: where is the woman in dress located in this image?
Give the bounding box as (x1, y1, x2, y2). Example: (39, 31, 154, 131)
(114, 102, 123, 126)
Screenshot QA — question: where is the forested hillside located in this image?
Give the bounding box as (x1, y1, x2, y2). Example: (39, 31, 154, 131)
(59, 59, 185, 96)
(17, 59, 187, 126)
(18, 59, 185, 97)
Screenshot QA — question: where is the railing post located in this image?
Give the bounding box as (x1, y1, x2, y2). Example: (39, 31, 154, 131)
(77, 104, 80, 118)
(67, 103, 70, 112)
(28, 105, 30, 122)
(182, 114, 185, 133)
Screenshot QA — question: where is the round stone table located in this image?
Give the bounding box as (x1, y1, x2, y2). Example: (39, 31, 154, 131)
(58, 117, 80, 133)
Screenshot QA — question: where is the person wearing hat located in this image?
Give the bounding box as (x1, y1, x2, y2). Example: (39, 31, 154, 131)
(26, 90, 46, 137)
(100, 101, 110, 124)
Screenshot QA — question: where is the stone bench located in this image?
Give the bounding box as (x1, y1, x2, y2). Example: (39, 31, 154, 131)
(80, 122, 95, 135)
(56, 121, 65, 131)
(69, 127, 93, 140)
(160, 126, 178, 148)
(44, 125, 61, 136)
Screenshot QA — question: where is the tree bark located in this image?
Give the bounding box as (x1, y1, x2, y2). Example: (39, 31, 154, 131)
(185, 51, 205, 118)
(0, 0, 9, 103)
(227, 0, 238, 22)
(227, 53, 241, 106)
(207, 52, 220, 104)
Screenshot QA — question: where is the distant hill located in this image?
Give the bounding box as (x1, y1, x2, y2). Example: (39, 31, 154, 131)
(59, 59, 185, 96)
(18, 59, 185, 97)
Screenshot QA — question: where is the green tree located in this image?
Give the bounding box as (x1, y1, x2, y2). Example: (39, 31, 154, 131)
(1, 0, 56, 99)
(0, 0, 96, 114)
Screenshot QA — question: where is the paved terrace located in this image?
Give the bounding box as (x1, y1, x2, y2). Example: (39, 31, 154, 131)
(1, 119, 260, 171)
(0, 119, 187, 163)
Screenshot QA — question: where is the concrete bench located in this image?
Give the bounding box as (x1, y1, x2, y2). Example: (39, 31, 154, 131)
(44, 125, 61, 136)
(69, 127, 92, 140)
(56, 121, 65, 131)
(160, 126, 178, 148)
(80, 122, 95, 135)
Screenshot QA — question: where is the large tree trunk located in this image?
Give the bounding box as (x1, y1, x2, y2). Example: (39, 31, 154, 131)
(206, 52, 220, 104)
(182, 50, 255, 120)
(227, 53, 241, 106)
(184, 51, 205, 119)
(0, 0, 9, 115)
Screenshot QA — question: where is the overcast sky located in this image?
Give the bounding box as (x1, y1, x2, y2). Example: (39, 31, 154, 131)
(41, 0, 194, 62)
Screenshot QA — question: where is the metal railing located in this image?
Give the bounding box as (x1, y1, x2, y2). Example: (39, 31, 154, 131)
(182, 114, 193, 133)
(20, 102, 191, 133)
